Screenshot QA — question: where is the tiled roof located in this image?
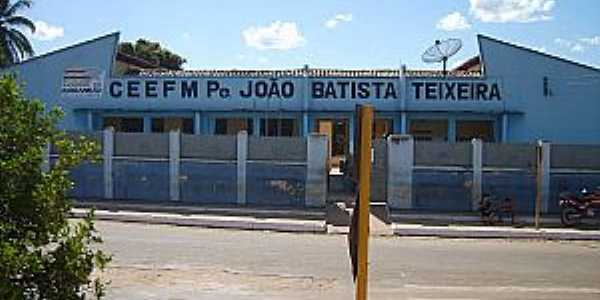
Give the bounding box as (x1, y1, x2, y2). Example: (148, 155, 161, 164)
(138, 68, 481, 78)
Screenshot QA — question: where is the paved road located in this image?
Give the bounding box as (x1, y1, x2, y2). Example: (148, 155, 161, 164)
(96, 221, 600, 300)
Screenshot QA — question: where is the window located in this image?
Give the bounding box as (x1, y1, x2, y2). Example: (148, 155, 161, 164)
(260, 118, 298, 137)
(103, 117, 144, 132)
(409, 119, 448, 141)
(214, 118, 254, 135)
(456, 120, 495, 142)
(151, 117, 194, 134)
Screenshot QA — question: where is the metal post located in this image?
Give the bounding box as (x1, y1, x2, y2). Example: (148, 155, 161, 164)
(356, 105, 373, 300)
(535, 140, 543, 230)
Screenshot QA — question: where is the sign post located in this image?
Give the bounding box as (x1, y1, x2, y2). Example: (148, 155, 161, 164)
(350, 105, 373, 300)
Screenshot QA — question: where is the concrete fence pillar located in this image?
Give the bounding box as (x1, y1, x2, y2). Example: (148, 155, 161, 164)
(471, 138, 483, 211)
(305, 133, 328, 207)
(539, 141, 551, 213)
(237, 131, 248, 205)
(103, 128, 114, 199)
(41, 143, 51, 173)
(387, 134, 413, 209)
(169, 130, 181, 201)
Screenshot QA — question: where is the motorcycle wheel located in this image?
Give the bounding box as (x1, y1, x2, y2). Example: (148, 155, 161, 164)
(561, 207, 581, 227)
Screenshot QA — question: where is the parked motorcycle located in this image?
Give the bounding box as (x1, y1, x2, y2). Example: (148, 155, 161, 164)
(559, 187, 600, 227)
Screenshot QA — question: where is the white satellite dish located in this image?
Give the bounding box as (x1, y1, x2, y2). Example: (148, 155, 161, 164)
(422, 38, 462, 75)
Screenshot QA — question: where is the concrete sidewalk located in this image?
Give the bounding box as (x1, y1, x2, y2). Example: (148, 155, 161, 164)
(72, 208, 600, 240)
(72, 208, 327, 233)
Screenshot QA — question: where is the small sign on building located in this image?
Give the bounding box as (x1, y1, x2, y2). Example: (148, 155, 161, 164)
(61, 67, 104, 98)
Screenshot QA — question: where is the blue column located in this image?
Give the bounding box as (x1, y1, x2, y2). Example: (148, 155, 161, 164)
(302, 112, 309, 137)
(447, 116, 456, 143)
(393, 114, 402, 134)
(502, 113, 509, 142)
(400, 112, 407, 134)
(143, 116, 152, 133)
(254, 115, 261, 136)
(194, 112, 201, 135)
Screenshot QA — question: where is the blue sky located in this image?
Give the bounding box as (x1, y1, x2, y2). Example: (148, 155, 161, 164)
(27, 0, 600, 70)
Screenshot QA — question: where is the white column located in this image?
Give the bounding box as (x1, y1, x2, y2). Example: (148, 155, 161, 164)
(471, 138, 483, 211)
(305, 133, 328, 207)
(540, 141, 551, 213)
(237, 131, 248, 205)
(169, 130, 181, 201)
(400, 112, 407, 134)
(387, 135, 413, 209)
(103, 128, 114, 199)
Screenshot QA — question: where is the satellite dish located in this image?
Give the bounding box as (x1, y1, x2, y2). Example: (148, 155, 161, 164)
(422, 38, 462, 75)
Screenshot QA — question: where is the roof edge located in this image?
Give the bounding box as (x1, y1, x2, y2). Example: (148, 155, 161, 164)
(477, 34, 600, 73)
(1, 31, 121, 69)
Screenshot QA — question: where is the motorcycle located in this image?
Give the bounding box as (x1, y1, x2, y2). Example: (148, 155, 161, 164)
(478, 194, 515, 225)
(559, 187, 600, 227)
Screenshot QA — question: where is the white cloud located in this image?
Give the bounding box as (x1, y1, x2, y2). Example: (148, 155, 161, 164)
(571, 44, 584, 52)
(436, 12, 471, 31)
(469, 0, 555, 23)
(325, 13, 353, 29)
(32, 20, 64, 41)
(242, 21, 305, 50)
(554, 38, 585, 53)
(580, 36, 600, 46)
(182, 32, 191, 40)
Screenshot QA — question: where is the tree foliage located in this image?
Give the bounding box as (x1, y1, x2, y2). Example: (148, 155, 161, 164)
(119, 38, 186, 70)
(0, 75, 110, 299)
(0, 0, 36, 67)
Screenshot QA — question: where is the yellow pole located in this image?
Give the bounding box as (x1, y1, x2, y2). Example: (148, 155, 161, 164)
(356, 105, 373, 300)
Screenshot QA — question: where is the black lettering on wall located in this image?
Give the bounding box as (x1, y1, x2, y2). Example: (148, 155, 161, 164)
(312, 82, 324, 98)
(181, 80, 199, 98)
(127, 80, 140, 97)
(411, 82, 424, 99)
(163, 80, 176, 97)
(110, 81, 122, 98)
(145, 80, 158, 98)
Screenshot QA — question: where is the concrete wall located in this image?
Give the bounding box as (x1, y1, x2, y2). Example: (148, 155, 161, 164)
(386, 136, 600, 214)
(181, 134, 236, 160)
(248, 136, 307, 162)
(414, 141, 471, 167)
(114, 132, 169, 158)
(58, 130, 326, 208)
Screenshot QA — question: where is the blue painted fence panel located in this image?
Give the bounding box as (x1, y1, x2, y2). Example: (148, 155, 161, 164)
(413, 170, 472, 211)
(246, 163, 306, 206)
(180, 162, 237, 204)
(113, 160, 170, 201)
(69, 161, 104, 199)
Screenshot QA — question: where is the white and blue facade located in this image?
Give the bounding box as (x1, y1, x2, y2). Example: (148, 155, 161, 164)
(3, 32, 600, 147)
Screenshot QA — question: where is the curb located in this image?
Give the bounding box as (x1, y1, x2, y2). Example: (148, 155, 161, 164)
(392, 224, 600, 241)
(71, 209, 327, 234)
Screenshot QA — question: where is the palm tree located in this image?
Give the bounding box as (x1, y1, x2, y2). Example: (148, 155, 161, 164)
(0, 0, 35, 66)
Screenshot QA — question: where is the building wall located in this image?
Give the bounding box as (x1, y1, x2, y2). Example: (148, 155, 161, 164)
(2, 32, 599, 145)
(479, 35, 600, 144)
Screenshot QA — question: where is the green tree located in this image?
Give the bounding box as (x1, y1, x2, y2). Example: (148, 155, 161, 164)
(0, 75, 110, 299)
(0, 0, 36, 67)
(119, 38, 187, 70)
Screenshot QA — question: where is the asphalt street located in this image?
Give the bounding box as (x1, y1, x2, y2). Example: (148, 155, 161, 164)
(96, 221, 600, 300)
